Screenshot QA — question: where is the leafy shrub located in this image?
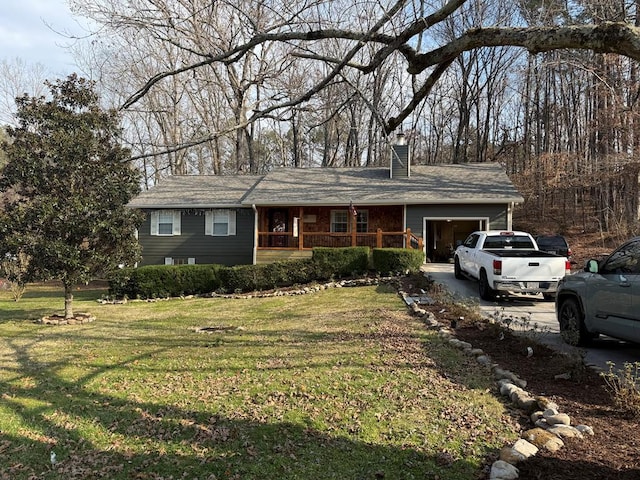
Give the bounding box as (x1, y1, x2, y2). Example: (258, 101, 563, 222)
(372, 248, 424, 274)
(109, 264, 224, 299)
(219, 259, 322, 293)
(311, 247, 370, 278)
(0, 251, 30, 301)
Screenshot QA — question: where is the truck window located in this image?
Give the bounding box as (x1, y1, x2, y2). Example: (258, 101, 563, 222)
(483, 235, 535, 249)
(463, 234, 480, 248)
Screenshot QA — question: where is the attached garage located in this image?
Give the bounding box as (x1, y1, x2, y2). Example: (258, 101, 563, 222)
(406, 203, 517, 263)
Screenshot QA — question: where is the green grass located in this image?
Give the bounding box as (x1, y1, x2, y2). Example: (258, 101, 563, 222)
(0, 282, 517, 479)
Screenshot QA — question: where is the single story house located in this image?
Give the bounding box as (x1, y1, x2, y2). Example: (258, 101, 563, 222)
(128, 145, 524, 266)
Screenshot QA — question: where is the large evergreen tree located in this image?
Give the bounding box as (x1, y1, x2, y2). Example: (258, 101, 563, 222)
(0, 74, 143, 318)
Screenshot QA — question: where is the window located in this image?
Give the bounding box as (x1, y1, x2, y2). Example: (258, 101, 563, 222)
(601, 239, 640, 274)
(463, 234, 480, 248)
(330, 210, 348, 233)
(151, 210, 181, 236)
(164, 258, 196, 265)
(205, 209, 236, 236)
(356, 210, 368, 233)
(331, 210, 368, 233)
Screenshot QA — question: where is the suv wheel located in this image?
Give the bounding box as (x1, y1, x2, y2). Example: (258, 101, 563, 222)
(558, 298, 590, 346)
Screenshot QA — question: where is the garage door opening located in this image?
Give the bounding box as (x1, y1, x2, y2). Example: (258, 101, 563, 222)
(425, 219, 486, 263)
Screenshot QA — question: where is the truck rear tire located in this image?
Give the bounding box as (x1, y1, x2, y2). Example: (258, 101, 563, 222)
(479, 270, 497, 301)
(558, 298, 591, 346)
(454, 257, 465, 280)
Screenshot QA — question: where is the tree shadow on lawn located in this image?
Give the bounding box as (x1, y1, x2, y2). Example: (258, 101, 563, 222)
(0, 306, 53, 324)
(0, 334, 487, 480)
(0, 286, 106, 324)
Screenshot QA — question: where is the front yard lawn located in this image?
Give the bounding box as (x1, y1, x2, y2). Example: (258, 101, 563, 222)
(0, 282, 517, 479)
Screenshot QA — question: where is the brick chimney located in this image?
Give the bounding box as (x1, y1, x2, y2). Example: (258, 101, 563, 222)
(390, 132, 410, 178)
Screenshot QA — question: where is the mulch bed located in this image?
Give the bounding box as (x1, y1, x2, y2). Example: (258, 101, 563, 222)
(418, 300, 640, 480)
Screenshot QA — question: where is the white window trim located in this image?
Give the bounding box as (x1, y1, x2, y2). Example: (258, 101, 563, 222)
(150, 210, 181, 236)
(330, 210, 349, 233)
(356, 210, 369, 233)
(205, 209, 237, 236)
(331, 209, 368, 233)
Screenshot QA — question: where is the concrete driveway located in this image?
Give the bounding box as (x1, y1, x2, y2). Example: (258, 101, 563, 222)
(422, 263, 640, 373)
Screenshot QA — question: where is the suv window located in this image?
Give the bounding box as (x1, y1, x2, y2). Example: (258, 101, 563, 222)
(600, 239, 640, 274)
(536, 236, 567, 248)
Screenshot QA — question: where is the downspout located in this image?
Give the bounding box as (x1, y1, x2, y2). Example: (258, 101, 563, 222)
(252, 204, 258, 265)
(402, 204, 407, 248)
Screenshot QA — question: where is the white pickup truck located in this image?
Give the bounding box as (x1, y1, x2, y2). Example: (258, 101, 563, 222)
(453, 230, 571, 301)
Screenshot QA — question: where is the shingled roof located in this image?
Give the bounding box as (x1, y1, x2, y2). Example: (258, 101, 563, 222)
(128, 175, 263, 209)
(128, 163, 523, 208)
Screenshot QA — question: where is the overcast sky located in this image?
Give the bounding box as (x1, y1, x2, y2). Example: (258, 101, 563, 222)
(0, 0, 83, 77)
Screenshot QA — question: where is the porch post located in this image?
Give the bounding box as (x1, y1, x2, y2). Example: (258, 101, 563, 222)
(351, 210, 357, 246)
(406, 227, 411, 248)
(298, 207, 304, 250)
(376, 228, 382, 248)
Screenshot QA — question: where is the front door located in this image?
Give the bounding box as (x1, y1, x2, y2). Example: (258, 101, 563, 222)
(268, 209, 289, 247)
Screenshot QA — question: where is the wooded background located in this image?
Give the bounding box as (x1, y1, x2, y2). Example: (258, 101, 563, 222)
(1, 0, 639, 238)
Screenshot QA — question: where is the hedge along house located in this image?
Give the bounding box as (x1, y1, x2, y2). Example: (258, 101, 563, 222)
(128, 144, 524, 266)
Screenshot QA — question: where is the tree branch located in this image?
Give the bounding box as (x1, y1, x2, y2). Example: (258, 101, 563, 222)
(408, 22, 640, 74)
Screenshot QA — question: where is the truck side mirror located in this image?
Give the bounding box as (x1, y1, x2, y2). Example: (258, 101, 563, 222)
(585, 259, 599, 273)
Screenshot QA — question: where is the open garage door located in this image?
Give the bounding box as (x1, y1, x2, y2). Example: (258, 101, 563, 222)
(424, 218, 487, 263)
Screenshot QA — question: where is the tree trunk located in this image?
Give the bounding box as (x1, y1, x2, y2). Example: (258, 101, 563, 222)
(64, 284, 74, 320)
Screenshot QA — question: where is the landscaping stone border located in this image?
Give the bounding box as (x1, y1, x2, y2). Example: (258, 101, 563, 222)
(38, 313, 96, 325)
(399, 288, 595, 480)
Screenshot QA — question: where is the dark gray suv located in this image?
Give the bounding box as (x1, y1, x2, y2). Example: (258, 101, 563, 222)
(556, 237, 640, 346)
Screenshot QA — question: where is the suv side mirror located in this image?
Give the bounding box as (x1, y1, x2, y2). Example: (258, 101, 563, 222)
(585, 259, 599, 273)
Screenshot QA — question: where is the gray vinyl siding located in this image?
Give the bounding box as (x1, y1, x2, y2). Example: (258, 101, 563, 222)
(406, 204, 508, 233)
(138, 208, 255, 266)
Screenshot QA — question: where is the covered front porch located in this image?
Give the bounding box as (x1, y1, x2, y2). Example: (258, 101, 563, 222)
(255, 205, 423, 263)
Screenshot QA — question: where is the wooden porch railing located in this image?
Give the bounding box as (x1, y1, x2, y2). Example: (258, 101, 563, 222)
(258, 228, 423, 251)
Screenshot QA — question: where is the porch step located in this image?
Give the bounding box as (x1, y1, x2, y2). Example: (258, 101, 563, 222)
(256, 250, 313, 264)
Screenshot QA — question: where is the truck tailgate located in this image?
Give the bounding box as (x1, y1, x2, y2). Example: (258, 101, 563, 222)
(500, 257, 566, 281)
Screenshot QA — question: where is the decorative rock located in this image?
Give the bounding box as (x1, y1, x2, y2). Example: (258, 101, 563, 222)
(542, 407, 560, 418)
(493, 367, 527, 388)
(530, 411, 544, 423)
(470, 348, 485, 356)
(39, 313, 96, 325)
(500, 382, 522, 398)
(510, 391, 538, 412)
(499, 439, 539, 463)
(546, 413, 571, 426)
(547, 424, 584, 439)
(476, 354, 491, 366)
(535, 396, 559, 411)
(535, 418, 550, 429)
(490, 460, 519, 480)
(522, 427, 565, 452)
(576, 425, 595, 436)
(437, 329, 453, 338)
